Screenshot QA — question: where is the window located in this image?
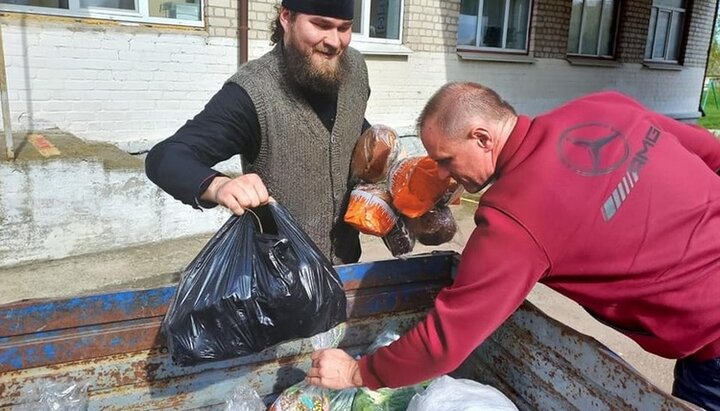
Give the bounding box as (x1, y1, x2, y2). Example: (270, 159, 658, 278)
(457, 0, 532, 52)
(567, 0, 619, 58)
(352, 0, 404, 43)
(645, 0, 686, 63)
(0, 0, 202, 26)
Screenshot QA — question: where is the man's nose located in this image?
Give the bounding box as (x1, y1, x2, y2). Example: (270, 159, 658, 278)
(324, 29, 341, 50)
(437, 166, 450, 181)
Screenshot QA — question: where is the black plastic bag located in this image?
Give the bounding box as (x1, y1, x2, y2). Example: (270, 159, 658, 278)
(163, 202, 348, 366)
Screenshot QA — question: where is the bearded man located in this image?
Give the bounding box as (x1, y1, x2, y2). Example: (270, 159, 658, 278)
(146, 0, 371, 264)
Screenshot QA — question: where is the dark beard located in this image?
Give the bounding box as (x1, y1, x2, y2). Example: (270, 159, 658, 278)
(283, 39, 347, 97)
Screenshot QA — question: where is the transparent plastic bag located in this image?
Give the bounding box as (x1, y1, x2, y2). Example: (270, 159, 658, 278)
(406, 206, 457, 246)
(406, 376, 518, 411)
(351, 328, 428, 411)
(15, 381, 89, 411)
(163, 202, 347, 366)
(351, 125, 398, 184)
(344, 183, 398, 237)
(224, 385, 265, 411)
(381, 216, 416, 257)
(269, 326, 356, 411)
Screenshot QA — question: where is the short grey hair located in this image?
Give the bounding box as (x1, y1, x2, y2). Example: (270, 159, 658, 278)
(417, 82, 516, 138)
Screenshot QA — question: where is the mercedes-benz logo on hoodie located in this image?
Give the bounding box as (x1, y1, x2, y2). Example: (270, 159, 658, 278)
(557, 123, 630, 176)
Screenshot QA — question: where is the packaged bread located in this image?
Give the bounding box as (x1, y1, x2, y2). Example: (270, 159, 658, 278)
(438, 178, 465, 206)
(344, 183, 398, 237)
(388, 156, 450, 219)
(350, 125, 398, 183)
(407, 206, 457, 246)
(382, 217, 416, 257)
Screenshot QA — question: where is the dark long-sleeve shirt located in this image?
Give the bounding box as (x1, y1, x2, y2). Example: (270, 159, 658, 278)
(145, 82, 370, 208)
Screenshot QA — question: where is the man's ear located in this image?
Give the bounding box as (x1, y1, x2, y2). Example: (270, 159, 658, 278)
(469, 127, 493, 151)
(279, 7, 292, 31)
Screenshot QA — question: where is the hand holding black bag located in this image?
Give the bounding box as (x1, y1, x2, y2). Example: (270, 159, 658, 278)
(162, 202, 348, 366)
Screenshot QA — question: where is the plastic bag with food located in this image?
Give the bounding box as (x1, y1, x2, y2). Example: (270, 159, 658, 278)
(438, 178, 465, 206)
(351, 329, 428, 411)
(406, 375, 518, 411)
(344, 183, 398, 237)
(388, 156, 450, 219)
(163, 202, 347, 366)
(382, 216, 416, 257)
(350, 125, 398, 183)
(406, 206, 457, 246)
(269, 326, 356, 411)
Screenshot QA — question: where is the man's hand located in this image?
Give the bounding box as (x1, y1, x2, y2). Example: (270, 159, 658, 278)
(201, 174, 270, 215)
(306, 349, 364, 390)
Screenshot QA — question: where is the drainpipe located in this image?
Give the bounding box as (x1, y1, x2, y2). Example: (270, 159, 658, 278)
(0, 24, 14, 160)
(238, 0, 249, 66)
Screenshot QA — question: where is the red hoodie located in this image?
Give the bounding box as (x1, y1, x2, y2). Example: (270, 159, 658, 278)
(358, 91, 720, 389)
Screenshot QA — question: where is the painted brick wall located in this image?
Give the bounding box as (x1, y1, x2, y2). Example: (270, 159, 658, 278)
(2, 0, 716, 151)
(207, 0, 238, 37)
(360, 52, 705, 134)
(617, 0, 652, 63)
(403, 0, 460, 53)
(531, 0, 572, 58)
(685, 0, 717, 67)
(1, 17, 237, 150)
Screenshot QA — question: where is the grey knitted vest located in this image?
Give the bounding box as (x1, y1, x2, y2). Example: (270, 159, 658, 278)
(227, 45, 369, 264)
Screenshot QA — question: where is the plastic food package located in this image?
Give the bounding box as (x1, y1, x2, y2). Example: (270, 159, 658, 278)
(344, 184, 398, 237)
(224, 385, 266, 411)
(15, 381, 89, 411)
(406, 376, 518, 411)
(439, 178, 465, 206)
(351, 328, 427, 411)
(388, 156, 450, 218)
(382, 217, 416, 257)
(394, 136, 426, 160)
(163, 202, 347, 366)
(351, 125, 398, 183)
(269, 327, 355, 411)
(352, 386, 422, 411)
(268, 384, 330, 411)
(406, 206, 457, 246)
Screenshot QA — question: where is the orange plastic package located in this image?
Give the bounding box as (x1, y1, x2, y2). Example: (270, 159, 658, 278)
(388, 156, 450, 218)
(344, 184, 398, 237)
(350, 125, 398, 183)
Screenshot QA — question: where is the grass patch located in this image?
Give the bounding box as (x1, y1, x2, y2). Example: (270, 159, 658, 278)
(699, 87, 720, 130)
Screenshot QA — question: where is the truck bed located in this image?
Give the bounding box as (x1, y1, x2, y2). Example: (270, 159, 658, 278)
(0, 252, 694, 410)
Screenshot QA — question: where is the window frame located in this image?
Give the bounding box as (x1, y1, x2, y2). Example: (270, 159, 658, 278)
(644, 1, 686, 64)
(567, 0, 621, 59)
(0, 0, 204, 27)
(456, 0, 534, 54)
(352, 0, 404, 45)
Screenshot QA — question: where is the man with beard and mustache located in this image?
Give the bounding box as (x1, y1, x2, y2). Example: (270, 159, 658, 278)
(146, 0, 370, 264)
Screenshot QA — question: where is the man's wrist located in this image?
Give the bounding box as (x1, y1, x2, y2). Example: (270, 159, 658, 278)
(351, 361, 364, 387)
(201, 175, 231, 204)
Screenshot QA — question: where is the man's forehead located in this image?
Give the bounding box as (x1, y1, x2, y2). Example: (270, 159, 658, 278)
(420, 126, 447, 158)
(306, 14, 352, 24)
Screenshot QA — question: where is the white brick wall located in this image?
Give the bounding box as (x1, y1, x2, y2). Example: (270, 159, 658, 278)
(249, 41, 704, 135)
(364, 55, 703, 132)
(3, 17, 705, 152)
(2, 20, 238, 151)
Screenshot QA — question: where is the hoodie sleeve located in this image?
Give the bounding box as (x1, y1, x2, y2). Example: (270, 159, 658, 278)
(358, 206, 550, 389)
